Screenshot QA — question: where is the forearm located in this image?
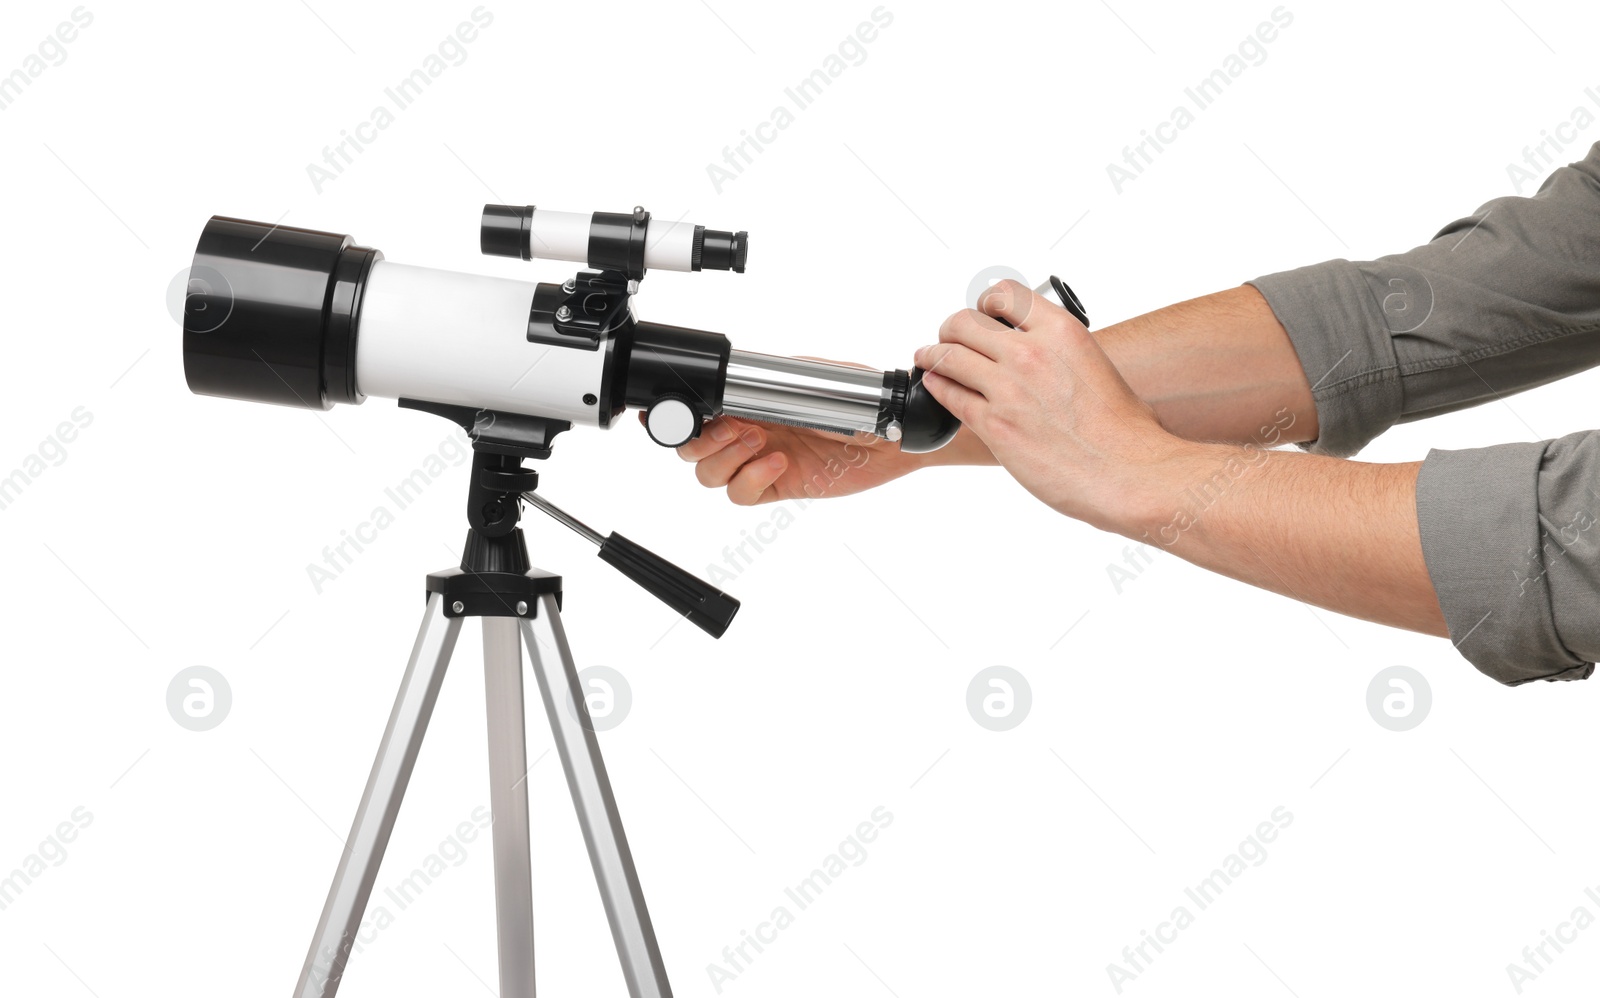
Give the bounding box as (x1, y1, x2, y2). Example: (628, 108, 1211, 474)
(1097, 285, 1317, 446)
(922, 284, 1317, 466)
(1119, 439, 1447, 635)
(1105, 145, 1600, 456)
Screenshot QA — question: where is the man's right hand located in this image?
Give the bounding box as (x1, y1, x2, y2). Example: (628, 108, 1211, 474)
(665, 412, 973, 505)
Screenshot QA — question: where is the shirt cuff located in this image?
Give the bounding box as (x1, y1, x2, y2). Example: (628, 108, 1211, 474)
(1416, 443, 1594, 685)
(1247, 260, 1404, 458)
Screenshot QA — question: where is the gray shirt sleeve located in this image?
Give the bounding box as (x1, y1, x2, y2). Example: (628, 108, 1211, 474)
(1246, 141, 1600, 685)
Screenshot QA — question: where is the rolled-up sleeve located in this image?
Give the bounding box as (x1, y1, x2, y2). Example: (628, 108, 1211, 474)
(1246, 142, 1600, 684)
(1417, 435, 1598, 684)
(1248, 141, 1600, 459)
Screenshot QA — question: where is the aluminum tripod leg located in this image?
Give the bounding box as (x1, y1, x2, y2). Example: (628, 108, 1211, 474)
(522, 594, 673, 998)
(482, 617, 536, 996)
(294, 593, 463, 998)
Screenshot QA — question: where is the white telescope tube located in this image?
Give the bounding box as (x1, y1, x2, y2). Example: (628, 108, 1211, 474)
(356, 261, 610, 427)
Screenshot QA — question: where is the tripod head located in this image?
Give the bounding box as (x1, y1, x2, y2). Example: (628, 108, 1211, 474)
(421, 413, 739, 639)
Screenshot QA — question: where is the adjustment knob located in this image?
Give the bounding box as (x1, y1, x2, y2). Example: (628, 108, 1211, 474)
(644, 397, 698, 447)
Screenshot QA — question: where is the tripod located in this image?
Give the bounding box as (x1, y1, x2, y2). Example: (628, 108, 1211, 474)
(293, 404, 738, 998)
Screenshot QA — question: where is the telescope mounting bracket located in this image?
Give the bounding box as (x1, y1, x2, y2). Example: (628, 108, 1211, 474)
(398, 397, 571, 461)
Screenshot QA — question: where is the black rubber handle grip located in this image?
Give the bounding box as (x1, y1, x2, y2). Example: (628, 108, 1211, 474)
(598, 532, 740, 638)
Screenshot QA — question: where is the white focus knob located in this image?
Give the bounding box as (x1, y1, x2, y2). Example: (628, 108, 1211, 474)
(645, 398, 698, 447)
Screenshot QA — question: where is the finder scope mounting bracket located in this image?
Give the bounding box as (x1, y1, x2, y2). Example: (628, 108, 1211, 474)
(528, 269, 632, 351)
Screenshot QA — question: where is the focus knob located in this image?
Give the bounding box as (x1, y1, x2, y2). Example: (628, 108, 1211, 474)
(644, 397, 699, 447)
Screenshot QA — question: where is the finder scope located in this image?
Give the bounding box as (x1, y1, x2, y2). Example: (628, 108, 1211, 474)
(479, 204, 748, 275)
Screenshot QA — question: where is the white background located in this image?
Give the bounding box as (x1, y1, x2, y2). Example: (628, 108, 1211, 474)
(1, 0, 1597, 995)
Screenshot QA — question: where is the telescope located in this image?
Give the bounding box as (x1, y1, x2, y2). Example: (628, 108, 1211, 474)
(179, 204, 1089, 998)
(182, 204, 961, 454)
(180, 205, 964, 998)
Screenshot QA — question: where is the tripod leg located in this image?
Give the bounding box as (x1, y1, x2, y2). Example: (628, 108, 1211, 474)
(522, 596, 673, 998)
(482, 617, 536, 997)
(294, 593, 463, 998)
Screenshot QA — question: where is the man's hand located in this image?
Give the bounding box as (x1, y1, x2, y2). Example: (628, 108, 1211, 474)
(916, 280, 1445, 635)
(914, 281, 1181, 533)
(663, 413, 931, 505)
